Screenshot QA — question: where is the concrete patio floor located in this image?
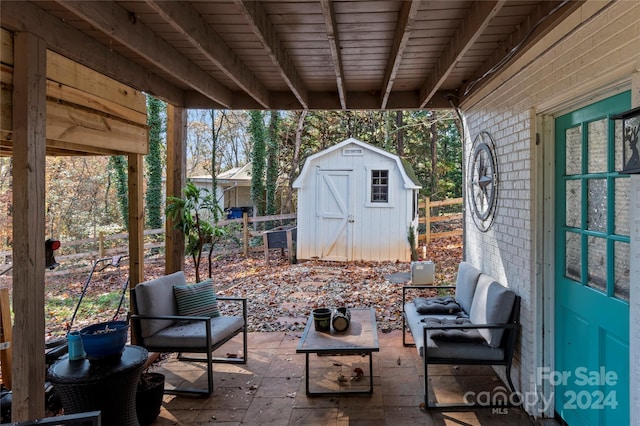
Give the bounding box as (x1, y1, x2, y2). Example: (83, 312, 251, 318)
(147, 330, 536, 426)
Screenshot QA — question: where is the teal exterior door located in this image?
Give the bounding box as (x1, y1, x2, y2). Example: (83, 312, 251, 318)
(554, 92, 630, 425)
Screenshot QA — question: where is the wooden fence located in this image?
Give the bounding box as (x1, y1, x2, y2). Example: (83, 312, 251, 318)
(0, 213, 297, 274)
(418, 197, 463, 244)
(1, 201, 461, 271)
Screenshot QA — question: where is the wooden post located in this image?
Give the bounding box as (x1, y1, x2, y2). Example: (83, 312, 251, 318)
(0, 288, 12, 389)
(425, 196, 431, 244)
(418, 198, 425, 246)
(243, 212, 249, 256)
(98, 231, 105, 258)
(128, 153, 145, 286)
(165, 105, 186, 275)
(286, 228, 294, 264)
(263, 232, 269, 265)
(11, 31, 47, 422)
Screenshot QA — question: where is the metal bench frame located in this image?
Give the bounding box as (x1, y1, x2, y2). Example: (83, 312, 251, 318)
(402, 285, 521, 410)
(130, 290, 247, 396)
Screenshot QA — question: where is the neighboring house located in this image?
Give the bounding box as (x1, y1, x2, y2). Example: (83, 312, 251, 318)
(214, 163, 254, 217)
(187, 164, 254, 219)
(459, 2, 639, 425)
(293, 138, 421, 262)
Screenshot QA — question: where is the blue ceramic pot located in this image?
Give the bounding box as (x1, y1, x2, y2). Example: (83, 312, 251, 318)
(79, 320, 129, 361)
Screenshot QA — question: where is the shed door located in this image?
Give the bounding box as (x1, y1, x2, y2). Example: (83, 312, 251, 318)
(316, 169, 354, 261)
(554, 92, 630, 425)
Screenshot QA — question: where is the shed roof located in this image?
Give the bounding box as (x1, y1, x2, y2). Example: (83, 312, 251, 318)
(293, 137, 422, 190)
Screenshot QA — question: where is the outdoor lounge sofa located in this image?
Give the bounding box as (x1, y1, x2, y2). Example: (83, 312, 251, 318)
(130, 271, 247, 396)
(402, 261, 521, 409)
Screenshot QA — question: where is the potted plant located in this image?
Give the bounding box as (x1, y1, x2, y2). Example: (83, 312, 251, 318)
(136, 355, 165, 426)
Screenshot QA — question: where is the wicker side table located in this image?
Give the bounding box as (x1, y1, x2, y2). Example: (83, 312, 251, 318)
(47, 345, 148, 426)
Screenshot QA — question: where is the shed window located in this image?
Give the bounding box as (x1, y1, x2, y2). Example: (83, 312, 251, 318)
(371, 170, 389, 203)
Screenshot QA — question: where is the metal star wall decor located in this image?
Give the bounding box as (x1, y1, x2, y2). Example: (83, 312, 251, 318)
(468, 131, 499, 232)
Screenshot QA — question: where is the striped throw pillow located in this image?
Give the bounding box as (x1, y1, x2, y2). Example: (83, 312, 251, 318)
(173, 279, 220, 318)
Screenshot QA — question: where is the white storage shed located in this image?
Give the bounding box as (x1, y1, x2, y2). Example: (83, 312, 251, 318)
(293, 138, 421, 262)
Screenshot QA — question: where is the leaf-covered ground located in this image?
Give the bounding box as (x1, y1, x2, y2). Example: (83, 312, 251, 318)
(0, 236, 462, 340)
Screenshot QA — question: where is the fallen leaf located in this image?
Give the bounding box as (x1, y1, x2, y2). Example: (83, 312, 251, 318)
(38, 236, 463, 342)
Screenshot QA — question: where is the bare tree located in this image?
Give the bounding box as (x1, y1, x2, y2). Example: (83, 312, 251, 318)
(396, 110, 404, 157)
(284, 110, 307, 212)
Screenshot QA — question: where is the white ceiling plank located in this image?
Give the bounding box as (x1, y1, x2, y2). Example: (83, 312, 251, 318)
(55, 0, 233, 107)
(234, 0, 309, 109)
(380, 0, 421, 110)
(146, 0, 270, 109)
(320, 0, 346, 110)
(419, 0, 506, 108)
(0, 1, 184, 106)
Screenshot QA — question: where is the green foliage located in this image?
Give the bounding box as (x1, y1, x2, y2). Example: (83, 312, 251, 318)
(26, 108, 461, 255)
(399, 110, 462, 199)
(165, 182, 224, 282)
(180, 109, 462, 224)
(46, 290, 127, 339)
(278, 110, 462, 199)
(146, 96, 165, 229)
(108, 156, 129, 229)
(266, 111, 280, 216)
(249, 110, 266, 215)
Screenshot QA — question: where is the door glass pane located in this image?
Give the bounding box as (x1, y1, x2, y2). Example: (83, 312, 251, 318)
(587, 178, 607, 232)
(614, 241, 630, 301)
(587, 236, 607, 293)
(615, 177, 630, 236)
(565, 232, 581, 282)
(566, 126, 582, 175)
(587, 119, 608, 173)
(566, 180, 581, 228)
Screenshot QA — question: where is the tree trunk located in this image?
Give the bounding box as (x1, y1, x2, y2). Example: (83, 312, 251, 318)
(430, 120, 437, 197)
(285, 110, 307, 212)
(210, 109, 226, 213)
(396, 110, 404, 157)
(266, 111, 279, 215)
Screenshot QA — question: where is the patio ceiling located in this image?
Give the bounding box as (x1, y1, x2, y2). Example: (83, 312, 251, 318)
(1, 0, 582, 111)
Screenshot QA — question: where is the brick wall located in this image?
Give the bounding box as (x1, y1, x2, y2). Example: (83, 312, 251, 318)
(461, 0, 640, 419)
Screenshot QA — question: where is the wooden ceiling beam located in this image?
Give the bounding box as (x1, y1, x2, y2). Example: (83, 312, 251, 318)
(55, 0, 233, 108)
(460, 0, 584, 100)
(320, 0, 346, 110)
(184, 89, 451, 110)
(0, 1, 184, 106)
(381, 0, 421, 110)
(235, 0, 309, 109)
(419, 0, 506, 109)
(145, 0, 270, 109)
